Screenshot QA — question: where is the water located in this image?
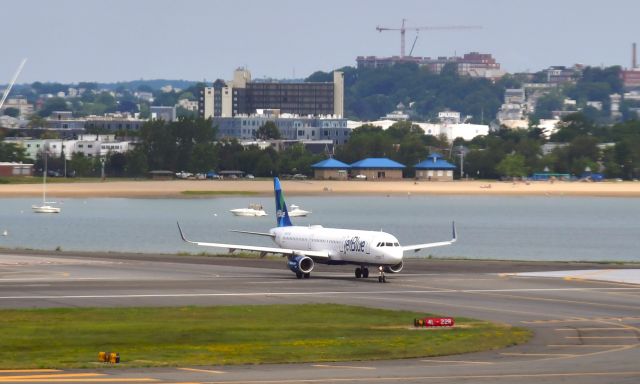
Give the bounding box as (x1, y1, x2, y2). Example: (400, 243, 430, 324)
(0, 195, 638, 262)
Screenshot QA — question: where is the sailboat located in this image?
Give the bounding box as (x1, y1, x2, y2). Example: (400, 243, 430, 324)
(32, 151, 60, 214)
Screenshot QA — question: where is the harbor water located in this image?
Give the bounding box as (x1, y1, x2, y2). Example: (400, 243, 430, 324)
(0, 195, 638, 262)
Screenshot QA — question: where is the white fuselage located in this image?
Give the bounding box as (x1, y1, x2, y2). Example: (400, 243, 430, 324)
(270, 225, 403, 266)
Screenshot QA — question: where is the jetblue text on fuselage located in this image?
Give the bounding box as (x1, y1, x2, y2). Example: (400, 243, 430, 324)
(344, 236, 366, 253)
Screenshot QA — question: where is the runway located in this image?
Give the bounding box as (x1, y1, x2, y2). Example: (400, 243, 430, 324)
(1, 251, 639, 383)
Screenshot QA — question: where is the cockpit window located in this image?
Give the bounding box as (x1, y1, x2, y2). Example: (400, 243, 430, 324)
(394, 242, 400, 247)
(385, 242, 392, 247)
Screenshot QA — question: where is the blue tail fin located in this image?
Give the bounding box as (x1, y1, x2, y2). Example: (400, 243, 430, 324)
(274, 177, 292, 227)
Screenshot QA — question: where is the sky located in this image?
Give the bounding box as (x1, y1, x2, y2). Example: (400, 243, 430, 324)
(2, 0, 640, 84)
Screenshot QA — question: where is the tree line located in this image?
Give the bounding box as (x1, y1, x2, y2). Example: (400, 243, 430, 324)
(2, 112, 639, 180)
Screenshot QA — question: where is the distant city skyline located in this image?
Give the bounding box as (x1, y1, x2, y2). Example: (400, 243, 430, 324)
(3, 0, 640, 84)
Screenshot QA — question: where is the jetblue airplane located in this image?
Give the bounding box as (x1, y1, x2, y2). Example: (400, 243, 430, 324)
(178, 177, 456, 282)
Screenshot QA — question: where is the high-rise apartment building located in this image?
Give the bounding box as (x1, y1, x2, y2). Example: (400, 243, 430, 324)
(199, 68, 344, 119)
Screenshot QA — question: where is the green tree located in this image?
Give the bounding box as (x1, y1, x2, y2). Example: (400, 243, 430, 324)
(0, 142, 29, 162)
(3, 107, 19, 117)
(496, 153, 527, 178)
(256, 121, 281, 140)
(124, 148, 148, 177)
(551, 113, 598, 142)
(190, 143, 217, 172)
(38, 97, 68, 117)
(533, 93, 563, 120)
(68, 153, 95, 177)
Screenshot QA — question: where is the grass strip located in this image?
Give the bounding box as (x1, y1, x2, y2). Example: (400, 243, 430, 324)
(0, 304, 530, 369)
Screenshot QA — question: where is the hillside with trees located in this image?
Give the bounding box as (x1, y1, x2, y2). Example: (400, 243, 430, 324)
(307, 63, 521, 122)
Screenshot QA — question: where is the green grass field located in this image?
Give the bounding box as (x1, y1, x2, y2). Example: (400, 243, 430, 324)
(0, 304, 530, 369)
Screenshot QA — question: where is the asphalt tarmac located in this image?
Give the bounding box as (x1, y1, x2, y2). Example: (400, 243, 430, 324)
(0, 251, 639, 383)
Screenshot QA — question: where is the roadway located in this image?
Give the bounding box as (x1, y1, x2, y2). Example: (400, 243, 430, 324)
(0, 251, 639, 383)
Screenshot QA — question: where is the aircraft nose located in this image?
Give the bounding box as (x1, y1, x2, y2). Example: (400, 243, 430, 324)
(387, 249, 403, 262)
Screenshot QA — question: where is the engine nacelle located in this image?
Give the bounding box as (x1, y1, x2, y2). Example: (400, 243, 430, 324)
(287, 255, 314, 274)
(384, 261, 403, 273)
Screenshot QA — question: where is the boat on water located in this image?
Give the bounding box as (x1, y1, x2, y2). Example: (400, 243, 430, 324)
(288, 204, 311, 217)
(229, 203, 267, 217)
(32, 151, 61, 214)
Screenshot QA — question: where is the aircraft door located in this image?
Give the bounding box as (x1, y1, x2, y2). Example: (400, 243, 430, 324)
(307, 233, 314, 251)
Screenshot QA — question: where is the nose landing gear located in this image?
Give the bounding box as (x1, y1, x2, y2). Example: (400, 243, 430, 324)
(377, 266, 386, 283)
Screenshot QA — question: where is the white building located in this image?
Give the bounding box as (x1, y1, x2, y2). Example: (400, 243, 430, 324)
(0, 97, 34, 117)
(349, 117, 489, 142)
(177, 98, 198, 112)
(3, 135, 132, 160)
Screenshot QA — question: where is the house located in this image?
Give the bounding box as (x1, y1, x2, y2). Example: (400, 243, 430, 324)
(350, 158, 405, 180)
(311, 158, 350, 180)
(414, 153, 456, 181)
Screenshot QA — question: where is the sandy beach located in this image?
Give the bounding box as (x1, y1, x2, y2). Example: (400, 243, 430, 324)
(0, 179, 639, 198)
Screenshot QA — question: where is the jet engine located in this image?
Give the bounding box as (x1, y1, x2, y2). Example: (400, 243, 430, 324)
(384, 261, 403, 273)
(287, 255, 314, 274)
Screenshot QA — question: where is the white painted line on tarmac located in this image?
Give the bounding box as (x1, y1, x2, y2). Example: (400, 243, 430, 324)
(420, 359, 493, 365)
(178, 367, 225, 374)
(565, 336, 638, 339)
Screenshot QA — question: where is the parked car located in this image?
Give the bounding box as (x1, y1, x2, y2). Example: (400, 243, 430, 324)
(355, 174, 367, 180)
(206, 171, 221, 179)
(292, 174, 308, 180)
(245, 174, 255, 179)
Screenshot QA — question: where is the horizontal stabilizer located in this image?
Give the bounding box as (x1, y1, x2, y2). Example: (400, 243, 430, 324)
(177, 222, 329, 259)
(230, 230, 275, 238)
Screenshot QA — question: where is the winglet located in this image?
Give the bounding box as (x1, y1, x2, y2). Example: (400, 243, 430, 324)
(177, 221, 190, 243)
(452, 221, 457, 243)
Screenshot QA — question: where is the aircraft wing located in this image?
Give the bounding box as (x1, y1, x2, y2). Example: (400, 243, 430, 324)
(401, 222, 457, 253)
(177, 222, 329, 259)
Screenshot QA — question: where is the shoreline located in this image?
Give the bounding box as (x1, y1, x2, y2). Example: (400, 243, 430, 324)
(0, 179, 639, 198)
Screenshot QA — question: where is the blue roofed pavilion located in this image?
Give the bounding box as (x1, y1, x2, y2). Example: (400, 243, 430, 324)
(414, 153, 456, 181)
(312, 158, 350, 180)
(350, 157, 405, 180)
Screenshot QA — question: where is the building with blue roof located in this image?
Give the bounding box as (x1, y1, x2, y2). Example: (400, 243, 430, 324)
(311, 158, 350, 180)
(350, 157, 405, 180)
(414, 153, 456, 181)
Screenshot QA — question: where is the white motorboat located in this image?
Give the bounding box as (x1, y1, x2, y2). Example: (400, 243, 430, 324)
(288, 204, 311, 217)
(32, 204, 61, 214)
(32, 151, 61, 214)
(230, 203, 267, 217)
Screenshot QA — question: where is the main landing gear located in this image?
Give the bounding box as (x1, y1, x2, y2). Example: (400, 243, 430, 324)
(354, 266, 369, 279)
(355, 266, 385, 282)
(296, 272, 311, 279)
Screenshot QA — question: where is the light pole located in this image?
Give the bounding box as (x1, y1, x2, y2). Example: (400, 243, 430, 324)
(100, 157, 106, 181)
(457, 145, 465, 179)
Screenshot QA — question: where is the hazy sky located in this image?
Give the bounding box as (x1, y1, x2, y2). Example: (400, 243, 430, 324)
(2, 0, 639, 84)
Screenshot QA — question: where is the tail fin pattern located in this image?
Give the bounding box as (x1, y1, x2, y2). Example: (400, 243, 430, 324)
(274, 177, 292, 227)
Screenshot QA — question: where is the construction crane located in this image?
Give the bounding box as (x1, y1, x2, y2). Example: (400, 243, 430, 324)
(376, 19, 481, 58)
